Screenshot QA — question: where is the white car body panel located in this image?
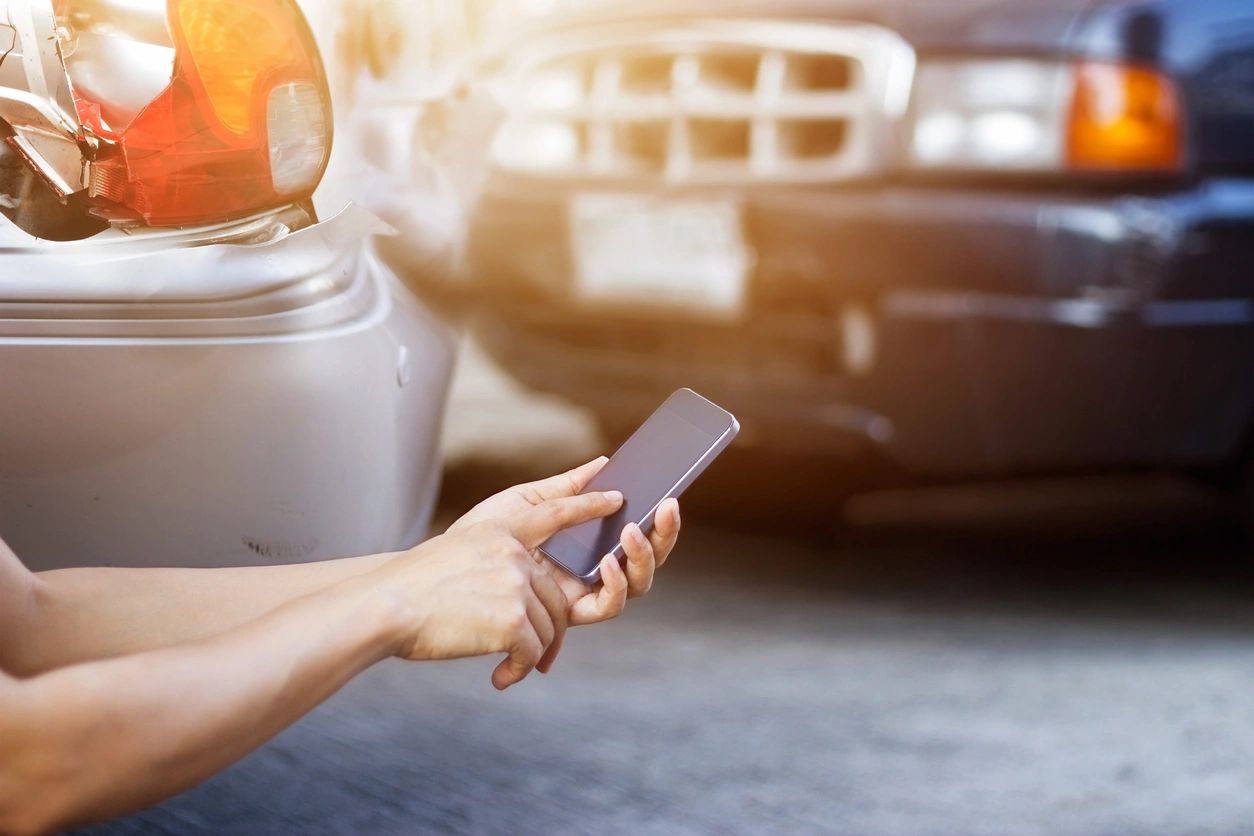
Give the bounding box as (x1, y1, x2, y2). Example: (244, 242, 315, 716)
(0, 0, 458, 569)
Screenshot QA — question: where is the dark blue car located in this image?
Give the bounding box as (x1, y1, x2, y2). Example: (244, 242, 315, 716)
(462, 0, 1254, 520)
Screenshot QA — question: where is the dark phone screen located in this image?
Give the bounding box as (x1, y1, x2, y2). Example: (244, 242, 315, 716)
(541, 400, 725, 578)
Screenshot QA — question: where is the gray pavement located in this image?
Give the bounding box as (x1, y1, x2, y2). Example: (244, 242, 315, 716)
(86, 344, 1254, 836)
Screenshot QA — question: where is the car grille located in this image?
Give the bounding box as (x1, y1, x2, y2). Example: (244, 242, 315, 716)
(497, 20, 915, 182)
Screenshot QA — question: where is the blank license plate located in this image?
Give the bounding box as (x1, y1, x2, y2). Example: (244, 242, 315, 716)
(569, 194, 749, 317)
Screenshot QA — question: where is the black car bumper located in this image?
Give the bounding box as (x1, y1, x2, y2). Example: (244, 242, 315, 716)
(465, 176, 1254, 475)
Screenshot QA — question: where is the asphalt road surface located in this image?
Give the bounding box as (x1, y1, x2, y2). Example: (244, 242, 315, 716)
(85, 344, 1254, 836)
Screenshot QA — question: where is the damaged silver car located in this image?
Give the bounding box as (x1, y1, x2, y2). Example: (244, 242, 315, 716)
(0, 0, 458, 570)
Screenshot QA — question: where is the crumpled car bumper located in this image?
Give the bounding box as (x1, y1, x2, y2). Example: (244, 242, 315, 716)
(0, 206, 456, 570)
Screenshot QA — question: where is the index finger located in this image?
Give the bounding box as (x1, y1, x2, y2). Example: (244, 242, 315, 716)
(518, 456, 609, 503)
(509, 490, 623, 549)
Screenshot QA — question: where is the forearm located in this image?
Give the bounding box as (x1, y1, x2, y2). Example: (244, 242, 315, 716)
(14, 552, 395, 675)
(0, 571, 404, 835)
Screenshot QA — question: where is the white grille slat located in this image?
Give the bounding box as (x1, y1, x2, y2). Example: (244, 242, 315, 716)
(587, 56, 620, 173)
(751, 50, 785, 175)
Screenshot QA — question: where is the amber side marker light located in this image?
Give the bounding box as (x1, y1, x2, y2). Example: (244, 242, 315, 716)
(1067, 61, 1182, 172)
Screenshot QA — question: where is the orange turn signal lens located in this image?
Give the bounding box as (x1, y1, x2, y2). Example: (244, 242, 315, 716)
(176, 0, 307, 136)
(1067, 61, 1182, 172)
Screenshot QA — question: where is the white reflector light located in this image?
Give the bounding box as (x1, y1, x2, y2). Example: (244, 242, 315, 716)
(267, 81, 329, 195)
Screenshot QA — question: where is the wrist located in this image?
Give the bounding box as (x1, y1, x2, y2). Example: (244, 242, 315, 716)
(351, 561, 424, 660)
(315, 569, 411, 663)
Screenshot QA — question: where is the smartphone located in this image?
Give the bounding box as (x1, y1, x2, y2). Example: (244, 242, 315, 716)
(539, 388, 739, 583)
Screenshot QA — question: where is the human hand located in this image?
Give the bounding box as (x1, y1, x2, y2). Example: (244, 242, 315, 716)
(377, 490, 622, 689)
(451, 457, 682, 637)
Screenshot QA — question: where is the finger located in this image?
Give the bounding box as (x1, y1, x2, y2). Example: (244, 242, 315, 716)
(552, 562, 592, 601)
(524, 592, 556, 651)
(570, 554, 629, 625)
(519, 456, 610, 503)
(621, 522, 655, 598)
(532, 569, 569, 674)
(510, 490, 623, 549)
(649, 499, 681, 569)
(492, 621, 545, 690)
(536, 557, 593, 608)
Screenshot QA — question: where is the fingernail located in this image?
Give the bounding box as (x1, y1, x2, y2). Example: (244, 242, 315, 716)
(595, 455, 609, 465)
(630, 523, 647, 545)
(670, 501, 680, 524)
(603, 490, 623, 503)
